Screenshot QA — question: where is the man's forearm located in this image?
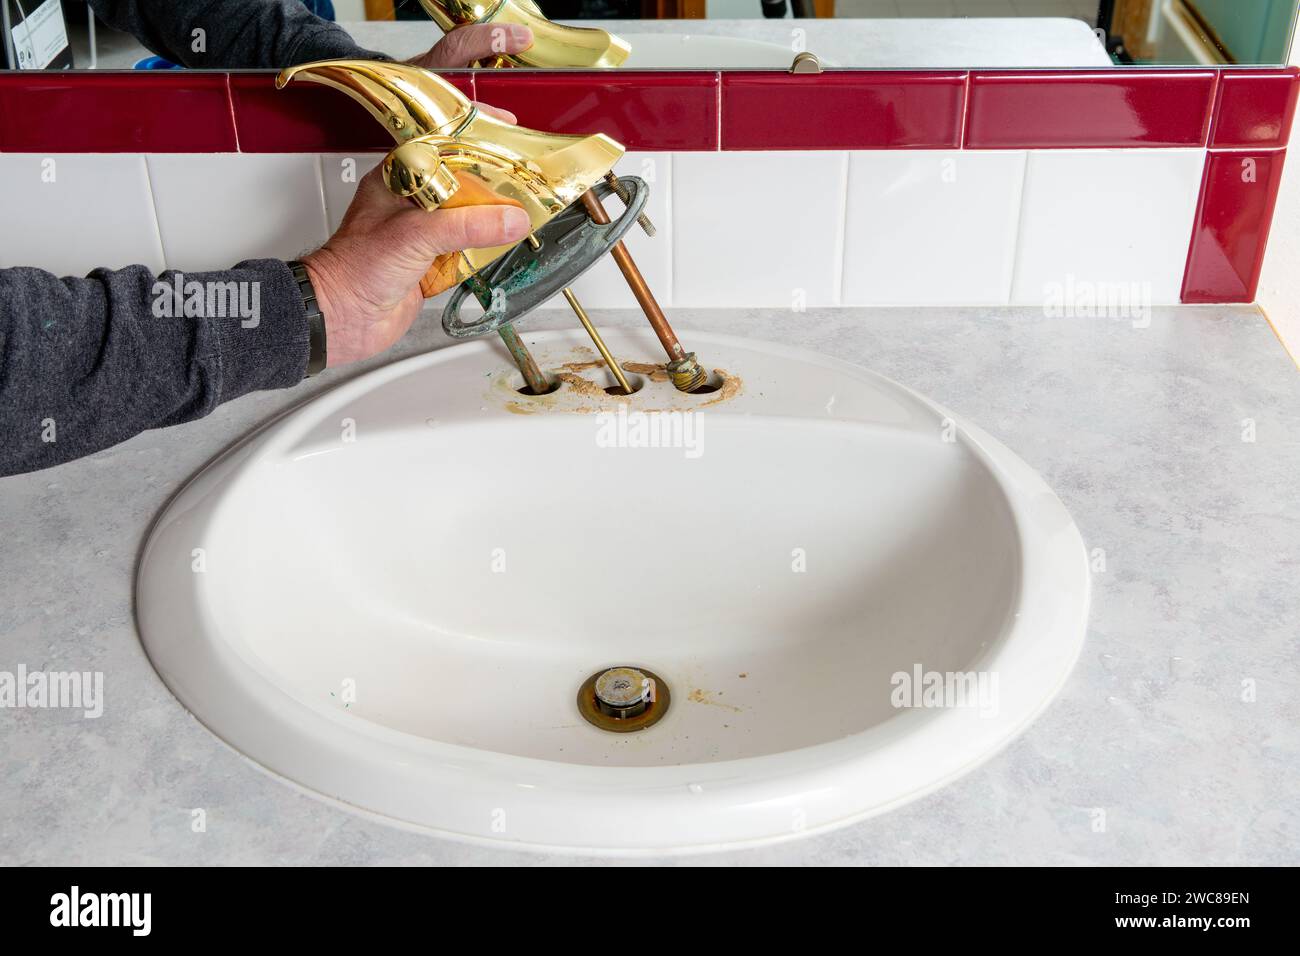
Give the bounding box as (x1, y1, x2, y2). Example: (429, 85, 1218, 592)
(88, 0, 385, 69)
(0, 260, 309, 477)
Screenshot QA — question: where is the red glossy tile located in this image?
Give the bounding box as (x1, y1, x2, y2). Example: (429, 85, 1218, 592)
(0, 71, 235, 152)
(721, 71, 965, 150)
(1182, 150, 1287, 303)
(1211, 68, 1300, 149)
(966, 71, 1216, 148)
(229, 70, 474, 152)
(475, 71, 718, 151)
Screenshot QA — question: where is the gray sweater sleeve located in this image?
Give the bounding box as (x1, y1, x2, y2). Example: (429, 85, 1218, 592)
(0, 260, 310, 477)
(87, 0, 386, 68)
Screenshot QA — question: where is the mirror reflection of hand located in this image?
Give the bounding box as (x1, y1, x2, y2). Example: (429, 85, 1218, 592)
(302, 167, 530, 368)
(407, 23, 534, 70)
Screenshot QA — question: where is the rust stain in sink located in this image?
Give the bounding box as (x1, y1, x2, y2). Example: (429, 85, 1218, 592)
(688, 688, 742, 713)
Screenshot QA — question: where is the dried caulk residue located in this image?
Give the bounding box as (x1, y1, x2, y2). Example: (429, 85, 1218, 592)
(489, 350, 743, 414)
(557, 359, 605, 373)
(556, 370, 626, 403)
(621, 361, 671, 383)
(688, 688, 742, 713)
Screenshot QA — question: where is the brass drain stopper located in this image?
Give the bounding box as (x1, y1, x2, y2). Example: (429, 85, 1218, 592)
(578, 666, 670, 733)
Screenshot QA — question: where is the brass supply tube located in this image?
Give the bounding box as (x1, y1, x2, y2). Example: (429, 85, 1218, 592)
(524, 235, 632, 395)
(562, 289, 633, 396)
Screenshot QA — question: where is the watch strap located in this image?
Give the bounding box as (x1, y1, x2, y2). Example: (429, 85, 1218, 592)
(288, 259, 327, 377)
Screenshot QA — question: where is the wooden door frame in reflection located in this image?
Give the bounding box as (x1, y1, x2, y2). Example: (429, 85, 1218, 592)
(364, 0, 396, 19)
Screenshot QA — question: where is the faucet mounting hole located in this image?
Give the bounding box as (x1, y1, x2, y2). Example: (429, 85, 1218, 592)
(688, 372, 726, 395)
(516, 375, 560, 396)
(602, 373, 645, 396)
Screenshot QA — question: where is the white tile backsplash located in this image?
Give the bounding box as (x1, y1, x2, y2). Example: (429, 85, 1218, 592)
(672, 151, 849, 309)
(320, 152, 385, 234)
(1011, 149, 1205, 307)
(0, 147, 1216, 309)
(147, 153, 329, 272)
(843, 150, 1026, 305)
(0, 154, 164, 276)
(539, 152, 674, 311)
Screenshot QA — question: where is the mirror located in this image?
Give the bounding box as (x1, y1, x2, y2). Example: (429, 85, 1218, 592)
(3, 0, 1297, 70)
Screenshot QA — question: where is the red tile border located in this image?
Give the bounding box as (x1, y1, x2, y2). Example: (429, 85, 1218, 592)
(1182, 149, 1288, 303)
(721, 71, 965, 150)
(229, 70, 474, 152)
(965, 71, 1217, 149)
(1210, 68, 1300, 149)
(475, 71, 718, 151)
(0, 71, 236, 152)
(1, 68, 1296, 159)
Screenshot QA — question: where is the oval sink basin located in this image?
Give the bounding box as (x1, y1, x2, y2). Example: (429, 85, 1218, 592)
(136, 329, 1089, 853)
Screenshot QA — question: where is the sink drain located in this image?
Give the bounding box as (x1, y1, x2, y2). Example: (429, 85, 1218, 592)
(577, 666, 670, 733)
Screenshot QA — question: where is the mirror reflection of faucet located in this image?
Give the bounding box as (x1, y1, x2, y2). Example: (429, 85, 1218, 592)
(416, 0, 630, 68)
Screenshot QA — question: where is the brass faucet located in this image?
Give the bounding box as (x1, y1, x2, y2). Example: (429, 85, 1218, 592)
(277, 60, 708, 394)
(416, 0, 630, 68)
(278, 59, 622, 287)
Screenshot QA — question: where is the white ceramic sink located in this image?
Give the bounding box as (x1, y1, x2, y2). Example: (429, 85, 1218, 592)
(136, 329, 1089, 853)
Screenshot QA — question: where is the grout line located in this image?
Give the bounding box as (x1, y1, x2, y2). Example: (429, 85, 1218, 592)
(311, 153, 329, 245)
(1178, 150, 1214, 302)
(1206, 145, 1289, 155)
(140, 154, 170, 271)
(833, 152, 849, 306)
(663, 151, 674, 308)
(959, 72, 971, 149)
(1204, 69, 1222, 149)
(715, 71, 722, 151)
(225, 73, 241, 152)
(1005, 150, 1033, 305)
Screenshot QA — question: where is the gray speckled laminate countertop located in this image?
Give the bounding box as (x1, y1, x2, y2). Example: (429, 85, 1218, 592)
(2, 304, 1297, 865)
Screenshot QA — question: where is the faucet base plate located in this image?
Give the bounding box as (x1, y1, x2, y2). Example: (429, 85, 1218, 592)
(442, 176, 649, 340)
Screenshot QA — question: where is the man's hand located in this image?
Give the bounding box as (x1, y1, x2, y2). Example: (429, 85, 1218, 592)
(408, 22, 533, 70)
(301, 168, 530, 368)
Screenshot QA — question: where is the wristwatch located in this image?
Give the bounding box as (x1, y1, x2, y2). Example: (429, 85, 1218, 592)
(288, 260, 327, 377)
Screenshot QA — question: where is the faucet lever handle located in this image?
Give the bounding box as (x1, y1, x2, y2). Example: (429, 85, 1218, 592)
(382, 138, 462, 211)
(394, 165, 527, 300)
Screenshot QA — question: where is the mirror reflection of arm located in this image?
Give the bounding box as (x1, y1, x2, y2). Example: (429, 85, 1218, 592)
(87, 0, 388, 69)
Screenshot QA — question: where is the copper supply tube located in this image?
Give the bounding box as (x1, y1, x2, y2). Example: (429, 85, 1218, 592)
(578, 190, 688, 365)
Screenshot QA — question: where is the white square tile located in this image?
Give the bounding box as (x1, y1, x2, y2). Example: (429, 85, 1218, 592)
(320, 152, 385, 234)
(672, 151, 848, 309)
(540, 152, 673, 311)
(1011, 149, 1205, 307)
(843, 150, 1026, 305)
(0, 154, 164, 276)
(147, 154, 329, 272)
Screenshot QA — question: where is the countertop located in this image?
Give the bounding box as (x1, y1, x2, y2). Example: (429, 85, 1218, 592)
(80, 18, 1112, 70)
(345, 18, 1113, 68)
(2, 303, 1297, 866)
